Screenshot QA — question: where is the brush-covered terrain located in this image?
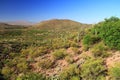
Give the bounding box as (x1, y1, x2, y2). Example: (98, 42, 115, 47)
(0, 17, 120, 80)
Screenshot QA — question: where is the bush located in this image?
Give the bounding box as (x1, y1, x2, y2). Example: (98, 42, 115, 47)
(21, 46, 48, 58)
(16, 62, 28, 73)
(65, 55, 74, 64)
(4, 59, 16, 68)
(109, 63, 120, 80)
(70, 76, 80, 80)
(1, 29, 22, 36)
(82, 35, 100, 50)
(80, 58, 106, 80)
(0, 42, 28, 54)
(69, 41, 79, 47)
(12, 57, 29, 73)
(38, 58, 55, 69)
(60, 64, 80, 80)
(52, 49, 67, 60)
(1, 66, 13, 79)
(82, 17, 120, 50)
(92, 17, 120, 50)
(91, 42, 110, 58)
(52, 39, 70, 49)
(104, 16, 119, 22)
(16, 72, 47, 80)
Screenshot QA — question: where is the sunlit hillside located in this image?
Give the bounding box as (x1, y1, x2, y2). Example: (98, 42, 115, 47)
(32, 19, 91, 29)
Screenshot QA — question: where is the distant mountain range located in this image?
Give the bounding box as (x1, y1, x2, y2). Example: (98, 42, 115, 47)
(0, 21, 35, 26)
(0, 22, 27, 29)
(0, 19, 91, 29)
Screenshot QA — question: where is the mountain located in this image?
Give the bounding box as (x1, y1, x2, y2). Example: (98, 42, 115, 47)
(6, 21, 35, 26)
(32, 19, 91, 29)
(0, 22, 27, 29)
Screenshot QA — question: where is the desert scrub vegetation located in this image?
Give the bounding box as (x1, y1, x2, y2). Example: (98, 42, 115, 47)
(91, 41, 111, 58)
(65, 55, 74, 64)
(16, 72, 47, 80)
(82, 34, 100, 51)
(21, 46, 48, 58)
(52, 49, 67, 60)
(1, 56, 30, 79)
(70, 47, 81, 54)
(0, 41, 28, 54)
(60, 64, 80, 80)
(108, 63, 120, 80)
(70, 76, 80, 80)
(0, 29, 23, 36)
(1, 17, 120, 80)
(1, 66, 13, 79)
(38, 58, 55, 69)
(51, 39, 70, 49)
(80, 58, 107, 80)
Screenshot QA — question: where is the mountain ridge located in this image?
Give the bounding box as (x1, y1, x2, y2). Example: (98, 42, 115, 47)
(32, 19, 91, 29)
(0, 21, 35, 26)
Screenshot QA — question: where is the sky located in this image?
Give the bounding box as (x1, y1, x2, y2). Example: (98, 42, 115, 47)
(0, 0, 120, 23)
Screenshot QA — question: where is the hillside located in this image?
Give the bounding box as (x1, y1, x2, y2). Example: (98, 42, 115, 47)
(0, 23, 11, 29)
(0, 17, 120, 80)
(32, 19, 91, 29)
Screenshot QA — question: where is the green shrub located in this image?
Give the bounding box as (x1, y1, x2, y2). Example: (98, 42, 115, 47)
(16, 72, 47, 80)
(4, 59, 16, 68)
(52, 39, 70, 49)
(52, 49, 67, 60)
(33, 47, 48, 56)
(16, 62, 28, 73)
(81, 58, 106, 80)
(82, 16, 120, 50)
(0, 42, 28, 54)
(104, 16, 119, 22)
(12, 57, 29, 73)
(82, 44, 89, 51)
(60, 64, 80, 80)
(2, 29, 22, 36)
(69, 41, 79, 47)
(38, 58, 55, 69)
(65, 55, 74, 64)
(91, 42, 110, 58)
(79, 53, 91, 61)
(70, 76, 80, 80)
(82, 35, 100, 50)
(1, 66, 13, 79)
(21, 46, 48, 58)
(83, 34, 100, 44)
(109, 63, 120, 80)
(92, 17, 120, 50)
(1, 57, 30, 79)
(2, 48, 10, 54)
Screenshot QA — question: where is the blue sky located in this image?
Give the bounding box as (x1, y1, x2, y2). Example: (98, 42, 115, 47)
(0, 0, 120, 23)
